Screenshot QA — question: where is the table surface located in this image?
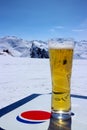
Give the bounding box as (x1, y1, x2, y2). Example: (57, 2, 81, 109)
(0, 93, 87, 130)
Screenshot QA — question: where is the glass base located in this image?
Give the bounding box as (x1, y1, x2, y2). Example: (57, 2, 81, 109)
(51, 110, 71, 120)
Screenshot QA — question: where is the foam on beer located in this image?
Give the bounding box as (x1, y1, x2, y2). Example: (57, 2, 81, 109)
(49, 41, 74, 49)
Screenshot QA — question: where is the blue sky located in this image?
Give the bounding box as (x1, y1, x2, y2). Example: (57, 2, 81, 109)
(0, 0, 87, 40)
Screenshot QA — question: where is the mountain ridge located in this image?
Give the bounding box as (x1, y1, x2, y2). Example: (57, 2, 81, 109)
(0, 36, 87, 59)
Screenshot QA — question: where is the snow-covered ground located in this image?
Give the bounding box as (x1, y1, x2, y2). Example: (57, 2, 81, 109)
(0, 56, 87, 109)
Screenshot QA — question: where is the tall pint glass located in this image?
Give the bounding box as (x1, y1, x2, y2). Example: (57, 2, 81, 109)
(49, 39, 74, 120)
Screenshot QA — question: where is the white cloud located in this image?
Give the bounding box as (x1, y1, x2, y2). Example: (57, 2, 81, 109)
(49, 25, 64, 33)
(54, 26, 64, 29)
(72, 29, 84, 32)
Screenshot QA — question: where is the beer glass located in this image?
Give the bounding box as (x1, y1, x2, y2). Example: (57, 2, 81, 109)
(49, 39, 74, 120)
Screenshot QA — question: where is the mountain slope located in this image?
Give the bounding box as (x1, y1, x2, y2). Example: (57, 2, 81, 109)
(0, 36, 87, 59)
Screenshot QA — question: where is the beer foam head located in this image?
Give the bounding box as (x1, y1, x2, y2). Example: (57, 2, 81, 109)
(48, 39, 74, 49)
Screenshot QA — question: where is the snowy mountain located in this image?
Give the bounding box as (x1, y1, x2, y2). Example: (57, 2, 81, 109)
(0, 36, 48, 58)
(0, 36, 87, 59)
(74, 40, 87, 59)
(0, 36, 32, 57)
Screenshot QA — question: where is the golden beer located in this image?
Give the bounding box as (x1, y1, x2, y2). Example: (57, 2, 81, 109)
(49, 41, 74, 119)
